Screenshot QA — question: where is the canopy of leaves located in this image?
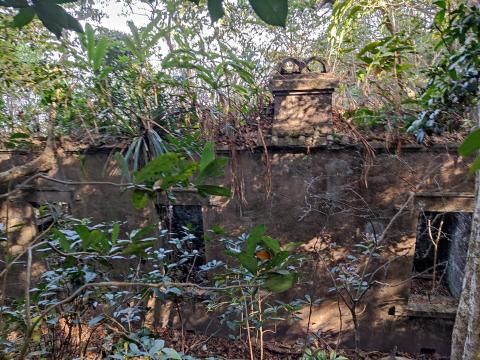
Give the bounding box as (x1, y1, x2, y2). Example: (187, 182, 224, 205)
(0, 0, 476, 157)
(408, 2, 479, 142)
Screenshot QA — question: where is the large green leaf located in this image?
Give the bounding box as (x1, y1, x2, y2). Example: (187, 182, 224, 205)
(74, 224, 92, 250)
(266, 251, 289, 269)
(248, 0, 288, 27)
(468, 155, 480, 174)
(33, 0, 82, 38)
(0, 1, 29, 8)
(263, 272, 297, 293)
(246, 224, 265, 256)
(208, 0, 224, 23)
(88, 229, 109, 252)
(93, 37, 108, 71)
(261, 236, 280, 254)
(12, 7, 35, 27)
(459, 128, 480, 156)
(10, 132, 30, 139)
(162, 348, 182, 360)
(134, 153, 198, 189)
(111, 223, 120, 245)
(237, 252, 257, 274)
(122, 240, 155, 256)
(84, 23, 95, 61)
(72, 225, 109, 253)
(52, 229, 70, 252)
(132, 190, 150, 209)
(197, 185, 231, 197)
(130, 224, 155, 242)
(196, 157, 228, 185)
(200, 141, 215, 172)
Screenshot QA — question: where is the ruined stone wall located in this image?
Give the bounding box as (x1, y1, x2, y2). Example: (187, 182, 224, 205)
(0, 144, 474, 355)
(0, 149, 158, 298)
(201, 144, 473, 355)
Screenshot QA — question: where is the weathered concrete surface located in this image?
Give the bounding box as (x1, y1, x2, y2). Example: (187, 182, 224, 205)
(447, 212, 472, 298)
(0, 144, 474, 355)
(202, 145, 473, 355)
(270, 70, 337, 146)
(0, 150, 158, 297)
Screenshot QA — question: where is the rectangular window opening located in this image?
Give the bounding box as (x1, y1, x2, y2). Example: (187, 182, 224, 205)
(157, 204, 206, 281)
(409, 211, 472, 312)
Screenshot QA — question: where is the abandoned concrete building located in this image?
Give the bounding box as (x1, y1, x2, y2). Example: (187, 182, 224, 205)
(0, 58, 474, 357)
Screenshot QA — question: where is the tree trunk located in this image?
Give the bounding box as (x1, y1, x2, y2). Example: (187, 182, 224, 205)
(0, 104, 56, 187)
(451, 106, 480, 359)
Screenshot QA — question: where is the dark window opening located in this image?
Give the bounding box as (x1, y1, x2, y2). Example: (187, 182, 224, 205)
(411, 211, 472, 300)
(157, 205, 206, 280)
(420, 348, 436, 355)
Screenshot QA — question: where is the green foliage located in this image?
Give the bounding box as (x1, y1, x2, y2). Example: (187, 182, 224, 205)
(132, 189, 151, 209)
(6, 0, 83, 38)
(400, 2, 480, 173)
(195, 156, 228, 185)
(459, 128, 480, 174)
(0, 216, 304, 358)
(110, 336, 183, 359)
(2, 131, 32, 149)
(202, 226, 304, 345)
(3, 1, 472, 357)
(188, 0, 288, 26)
(409, 2, 479, 142)
(226, 224, 300, 293)
(134, 152, 198, 189)
(327, 0, 436, 132)
(459, 128, 480, 157)
(196, 184, 231, 197)
(345, 107, 381, 129)
(356, 35, 414, 83)
(0, 218, 225, 358)
(301, 348, 348, 360)
(124, 15, 165, 62)
(80, 23, 110, 73)
(0, 14, 73, 135)
(207, 0, 224, 23)
(248, 0, 288, 28)
(130, 142, 230, 209)
(51, 220, 156, 256)
(262, 271, 297, 293)
(3, 0, 288, 39)
(1, 0, 458, 146)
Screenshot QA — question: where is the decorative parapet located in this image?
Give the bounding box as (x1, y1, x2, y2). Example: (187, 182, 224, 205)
(269, 57, 339, 147)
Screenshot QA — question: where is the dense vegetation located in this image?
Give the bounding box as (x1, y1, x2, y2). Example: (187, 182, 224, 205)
(0, 0, 479, 359)
(0, 0, 476, 144)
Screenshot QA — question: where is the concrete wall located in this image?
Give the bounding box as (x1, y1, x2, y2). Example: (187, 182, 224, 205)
(199, 144, 474, 355)
(447, 212, 472, 298)
(0, 149, 158, 297)
(0, 144, 475, 355)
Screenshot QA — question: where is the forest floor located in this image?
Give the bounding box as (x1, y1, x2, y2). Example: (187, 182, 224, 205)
(154, 328, 449, 360)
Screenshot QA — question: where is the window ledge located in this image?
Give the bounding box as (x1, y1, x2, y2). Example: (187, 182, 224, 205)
(396, 295, 458, 319)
